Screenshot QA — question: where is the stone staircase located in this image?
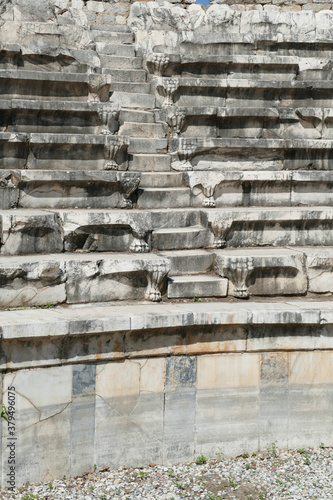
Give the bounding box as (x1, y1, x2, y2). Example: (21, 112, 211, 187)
(1, 7, 333, 311)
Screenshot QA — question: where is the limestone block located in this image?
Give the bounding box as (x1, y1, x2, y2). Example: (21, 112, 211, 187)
(0, 210, 63, 255)
(0, 256, 66, 307)
(316, 10, 333, 41)
(58, 209, 151, 253)
(197, 353, 260, 390)
(2, 365, 72, 484)
(18, 170, 140, 210)
(305, 247, 333, 293)
(196, 353, 260, 457)
(259, 352, 289, 450)
(214, 248, 307, 297)
(207, 207, 333, 248)
(95, 359, 164, 468)
(65, 254, 170, 303)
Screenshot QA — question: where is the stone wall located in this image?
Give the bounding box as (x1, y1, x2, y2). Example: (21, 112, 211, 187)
(2, 304, 333, 485)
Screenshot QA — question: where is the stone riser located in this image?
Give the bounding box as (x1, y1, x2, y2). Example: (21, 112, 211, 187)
(178, 117, 327, 141)
(176, 40, 333, 59)
(0, 253, 170, 308)
(156, 83, 333, 109)
(211, 220, 333, 248)
(0, 76, 111, 102)
(1, 245, 333, 307)
(0, 136, 129, 171)
(0, 103, 119, 135)
(4, 208, 333, 255)
(188, 181, 333, 208)
(0, 50, 91, 74)
(0, 208, 205, 256)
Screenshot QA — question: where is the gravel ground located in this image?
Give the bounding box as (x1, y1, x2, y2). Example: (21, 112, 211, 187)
(2, 446, 333, 500)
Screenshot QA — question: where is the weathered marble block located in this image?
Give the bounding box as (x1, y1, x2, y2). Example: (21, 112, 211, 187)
(214, 248, 307, 298)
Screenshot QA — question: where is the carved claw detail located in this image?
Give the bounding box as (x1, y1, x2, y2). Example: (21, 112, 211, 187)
(203, 196, 216, 208)
(202, 184, 216, 207)
(167, 107, 187, 137)
(172, 138, 197, 171)
(88, 75, 111, 103)
(104, 136, 130, 171)
(145, 262, 169, 302)
(162, 78, 179, 107)
(117, 172, 140, 208)
(98, 106, 119, 135)
(226, 257, 254, 299)
(148, 53, 170, 76)
(211, 218, 233, 248)
(130, 237, 150, 253)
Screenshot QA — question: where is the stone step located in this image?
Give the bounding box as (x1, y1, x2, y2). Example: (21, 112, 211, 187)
(207, 206, 333, 248)
(110, 92, 155, 109)
(157, 106, 327, 140)
(119, 121, 166, 139)
(0, 253, 170, 308)
(152, 226, 211, 251)
(150, 53, 300, 80)
(89, 24, 131, 33)
(99, 55, 143, 70)
(90, 30, 133, 44)
(0, 70, 111, 101)
(0, 132, 129, 170)
(0, 208, 205, 255)
(214, 247, 307, 298)
(184, 170, 333, 208)
(0, 170, 141, 210)
(128, 154, 171, 172)
(156, 77, 333, 108)
(158, 249, 214, 276)
(140, 172, 184, 188)
(111, 82, 151, 94)
(169, 137, 333, 172)
(0, 46, 97, 74)
(96, 43, 135, 57)
(119, 109, 155, 124)
(0, 99, 119, 135)
(167, 274, 228, 299)
(157, 53, 333, 81)
(102, 68, 147, 83)
(128, 138, 167, 154)
(136, 187, 190, 209)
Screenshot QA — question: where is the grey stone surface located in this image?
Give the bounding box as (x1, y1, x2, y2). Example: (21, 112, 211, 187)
(2, 0, 333, 485)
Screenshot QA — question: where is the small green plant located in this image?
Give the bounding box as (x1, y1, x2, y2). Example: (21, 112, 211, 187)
(252, 452, 256, 457)
(216, 447, 224, 461)
(1, 404, 8, 420)
(193, 297, 203, 302)
(196, 454, 207, 465)
(48, 482, 53, 489)
(100, 495, 106, 500)
(207, 493, 221, 500)
(89, 484, 94, 490)
(320, 442, 325, 449)
(35, 303, 55, 309)
(245, 463, 255, 470)
(228, 478, 240, 488)
(259, 493, 265, 500)
(167, 469, 174, 476)
(266, 441, 278, 458)
(303, 454, 310, 465)
(297, 448, 305, 454)
(139, 471, 149, 479)
(175, 480, 185, 490)
(22, 495, 38, 500)
(242, 453, 249, 458)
